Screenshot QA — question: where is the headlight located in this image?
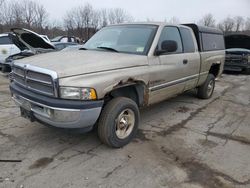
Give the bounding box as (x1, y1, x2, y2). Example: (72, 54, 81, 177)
(60, 87, 97, 100)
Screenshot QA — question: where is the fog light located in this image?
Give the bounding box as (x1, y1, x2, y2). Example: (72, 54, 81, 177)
(44, 108, 53, 117)
(52, 110, 80, 122)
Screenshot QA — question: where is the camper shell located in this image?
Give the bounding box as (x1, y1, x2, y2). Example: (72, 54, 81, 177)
(183, 24, 225, 52)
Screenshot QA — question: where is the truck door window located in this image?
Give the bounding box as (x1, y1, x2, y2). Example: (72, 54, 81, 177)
(0, 36, 13, 45)
(158, 27, 183, 53)
(180, 28, 195, 53)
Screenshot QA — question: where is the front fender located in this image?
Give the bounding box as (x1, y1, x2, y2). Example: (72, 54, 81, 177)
(58, 66, 150, 100)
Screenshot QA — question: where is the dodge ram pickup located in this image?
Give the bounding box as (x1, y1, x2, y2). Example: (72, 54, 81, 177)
(10, 23, 225, 148)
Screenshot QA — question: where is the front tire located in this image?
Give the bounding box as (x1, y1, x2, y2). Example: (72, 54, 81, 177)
(97, 97, 140, 148)
(197, 74, 215, 99)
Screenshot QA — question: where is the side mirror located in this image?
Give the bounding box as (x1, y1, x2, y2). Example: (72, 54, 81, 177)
(155, 40, 178, 55)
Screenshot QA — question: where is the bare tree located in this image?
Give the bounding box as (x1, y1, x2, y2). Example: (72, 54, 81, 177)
(99, 9, 108, 28)
(0, 0, 5, 32)
(11, 1, 24, 27)
(245, 17, 250, 30)
(64, 3, 95, 39)
(199, 14, 216, 27)
(67, 5, 84, 39)
(108, 8, 133, 24)
(0, 0, 4, 24)
(91, 10, 100, 31)
(0, 0, 49, 32)
(1, 1, 13, 26)
(80, 3, 94, 39)
(0, 0, 57, 36)
(63, 3, 133, 40)
(48, 19, 66, 38)
(64, 10, 77, 35)
(234, 16, 244, 32)
(218, 17, 235, 33)
(108, 9, 117, 24)
(166, 17, 180, 24)
(34, 4, 49, 32)
(22, 0, 37, 28)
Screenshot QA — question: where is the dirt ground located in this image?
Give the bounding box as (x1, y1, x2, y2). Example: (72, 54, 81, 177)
(0, 73, 250, 188)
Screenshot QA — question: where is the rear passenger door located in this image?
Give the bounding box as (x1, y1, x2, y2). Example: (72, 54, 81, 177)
(179, 27, 200, 91)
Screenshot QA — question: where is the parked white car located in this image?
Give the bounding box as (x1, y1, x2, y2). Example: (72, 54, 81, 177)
(0, 34, 21, 65)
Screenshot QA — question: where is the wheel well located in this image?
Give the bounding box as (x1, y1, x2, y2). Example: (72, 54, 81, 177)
(209, 64, 220, 78)
(104, 84, 146, 107)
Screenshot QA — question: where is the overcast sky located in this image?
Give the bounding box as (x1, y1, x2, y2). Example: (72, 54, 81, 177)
(35, 0, 250, 24)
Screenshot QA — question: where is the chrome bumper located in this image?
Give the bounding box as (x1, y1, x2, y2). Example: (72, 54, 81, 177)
(12, 94, 102, 129)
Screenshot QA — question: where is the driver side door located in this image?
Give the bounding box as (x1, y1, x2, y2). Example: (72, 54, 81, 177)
(148, 26, 187, 104)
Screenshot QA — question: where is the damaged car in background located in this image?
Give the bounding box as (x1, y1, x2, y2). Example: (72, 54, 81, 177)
(225, 48, 250, 73)
(224, 34, 250, 74)
(0, 28, 55, 73)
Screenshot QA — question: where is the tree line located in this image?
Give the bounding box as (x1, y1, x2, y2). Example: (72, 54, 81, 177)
(198, 13, 250, 33)
(63, 3, 133, 40)
(0, 0, 133, 40)
(0, 0, 249, 40)
(0, 0, 48, 33)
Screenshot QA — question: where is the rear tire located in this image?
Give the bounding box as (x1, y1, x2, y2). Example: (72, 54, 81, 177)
(97, 97, 139, 148)
(197, 74, 215, 99)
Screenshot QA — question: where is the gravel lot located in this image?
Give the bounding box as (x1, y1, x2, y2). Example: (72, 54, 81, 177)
(0, 73, 250, 188)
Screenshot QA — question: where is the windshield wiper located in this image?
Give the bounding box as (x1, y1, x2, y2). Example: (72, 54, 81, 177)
(97, 46, 119, 52)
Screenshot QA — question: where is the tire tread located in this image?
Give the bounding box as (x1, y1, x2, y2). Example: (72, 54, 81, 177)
(97, 97, 139, 148)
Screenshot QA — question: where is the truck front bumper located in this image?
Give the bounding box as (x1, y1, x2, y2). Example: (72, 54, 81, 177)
(10, 83, 104, 130)
(224, 63, 250, 72)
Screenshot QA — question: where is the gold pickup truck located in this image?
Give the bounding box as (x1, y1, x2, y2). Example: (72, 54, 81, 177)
(10, 23, 225, 148)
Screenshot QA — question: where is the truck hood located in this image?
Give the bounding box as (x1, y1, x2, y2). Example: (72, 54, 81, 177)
(15, 50, 148, 78)
(10, 28, 55, 53)
(225, 34, 250, 50)
(8, 33, 28, 51)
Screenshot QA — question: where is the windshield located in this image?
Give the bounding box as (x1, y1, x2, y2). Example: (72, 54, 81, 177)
(84, 25, 158, 55)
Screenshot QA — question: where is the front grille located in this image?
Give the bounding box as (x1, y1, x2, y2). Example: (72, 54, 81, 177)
(226, 54, 248, 64)
(12, 65, 57, 97)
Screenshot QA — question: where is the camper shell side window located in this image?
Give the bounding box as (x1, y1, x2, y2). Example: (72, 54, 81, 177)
(183, 24, 225, 52)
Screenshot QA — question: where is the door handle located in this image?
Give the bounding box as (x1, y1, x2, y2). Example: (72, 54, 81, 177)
(183, 59, 188, 64)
